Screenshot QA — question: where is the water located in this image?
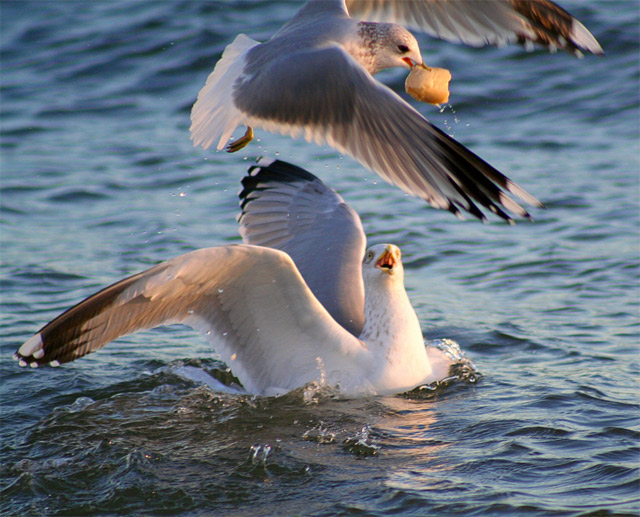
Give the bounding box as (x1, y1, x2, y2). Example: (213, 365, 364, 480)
(1, 1, 638, 514)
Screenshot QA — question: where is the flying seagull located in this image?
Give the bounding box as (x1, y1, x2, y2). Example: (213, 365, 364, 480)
(14, 159, 455, 397)
(190, 0, 601, 222)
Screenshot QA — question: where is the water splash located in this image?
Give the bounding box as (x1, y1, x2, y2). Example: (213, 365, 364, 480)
(249, 443, 272, 465)
(302, 421, 336, 444)
(299, 357, 330, 404)
(401, 339, 482, 398)
(343, 425, 380, 457)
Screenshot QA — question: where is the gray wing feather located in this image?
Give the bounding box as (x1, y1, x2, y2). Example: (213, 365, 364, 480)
(15, 245, 363, 395)
(345, 0, 603, 56)
(235, 46, 542, 222)
(238, 158, 366, 335)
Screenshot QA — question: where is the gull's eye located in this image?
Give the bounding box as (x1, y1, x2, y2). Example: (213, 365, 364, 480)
(364, 250, 374, 263)
(397, 44, 410, 53)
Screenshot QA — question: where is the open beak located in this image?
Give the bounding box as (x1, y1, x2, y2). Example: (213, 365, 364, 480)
(376, 246, 397, 274)
(403, 57, 426, 69)
(402, 57, 431, 70)
(402, 57, 417, 68)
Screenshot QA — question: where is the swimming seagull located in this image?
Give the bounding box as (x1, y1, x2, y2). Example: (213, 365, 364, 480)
(190, 0, 602, 222)
(14, 159, 454, 397)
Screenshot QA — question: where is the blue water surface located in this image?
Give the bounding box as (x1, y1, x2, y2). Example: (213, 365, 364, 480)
(1, 1, 639, 515)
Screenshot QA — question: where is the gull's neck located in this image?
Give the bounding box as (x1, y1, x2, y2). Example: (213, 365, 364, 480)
(359, 276, 431, 393)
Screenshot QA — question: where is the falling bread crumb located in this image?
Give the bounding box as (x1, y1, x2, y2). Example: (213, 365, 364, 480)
(405, 65, 452, 105)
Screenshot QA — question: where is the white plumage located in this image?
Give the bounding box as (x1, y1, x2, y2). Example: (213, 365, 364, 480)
(15, 159, 454, 397)
(190, 0, 601, 221)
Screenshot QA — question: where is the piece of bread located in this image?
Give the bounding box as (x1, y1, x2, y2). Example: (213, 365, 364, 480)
(405, 66, 452, 105)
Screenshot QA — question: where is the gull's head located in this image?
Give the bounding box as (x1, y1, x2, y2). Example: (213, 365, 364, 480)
(359, 22, 423, 75)
(377, 24, 423, 72)
(363, 244, 404, 283)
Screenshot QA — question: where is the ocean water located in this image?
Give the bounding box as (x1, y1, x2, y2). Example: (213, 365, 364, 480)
(1, 1, 638, 515)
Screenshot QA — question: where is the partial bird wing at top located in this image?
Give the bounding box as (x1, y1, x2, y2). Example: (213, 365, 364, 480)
(238, 158, 366, 336)
(345, 0, 603, 56)
(14, 245, 365, 395)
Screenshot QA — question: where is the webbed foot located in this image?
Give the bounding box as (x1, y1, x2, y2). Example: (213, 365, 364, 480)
(226, 126, 254, 153)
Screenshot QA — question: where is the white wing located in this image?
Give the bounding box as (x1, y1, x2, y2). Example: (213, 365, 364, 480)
(189, 33, 260, 152)
(345, 0, 603, 56)
(15, 245, 366, 395)
(238, 158, 366, 335)
(232, 45, 541, 222)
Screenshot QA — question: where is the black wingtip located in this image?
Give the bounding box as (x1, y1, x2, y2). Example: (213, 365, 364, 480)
(246, 157, 320, 183)
(240, 157, 321, 210)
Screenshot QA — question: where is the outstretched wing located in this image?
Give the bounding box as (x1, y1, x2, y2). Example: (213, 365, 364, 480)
(232, 45, 541, 222)
(238, 158, 366, 335)
(345, 0, 603, 56)
(15, 245, 365, 395)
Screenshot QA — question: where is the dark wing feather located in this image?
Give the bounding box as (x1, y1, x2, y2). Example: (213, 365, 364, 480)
(346, 0, 603, 56)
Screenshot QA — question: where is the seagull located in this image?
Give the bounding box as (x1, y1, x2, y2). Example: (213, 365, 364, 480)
(14, 158, 455, 397)
(190, 0, 602, 222)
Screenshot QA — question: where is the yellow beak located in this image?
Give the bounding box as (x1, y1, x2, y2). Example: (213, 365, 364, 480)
(376, 246, 397, 273)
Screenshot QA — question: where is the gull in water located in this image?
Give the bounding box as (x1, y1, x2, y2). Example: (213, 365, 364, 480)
(14, 158, 455, 397)
(190, 0, 602, 222)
